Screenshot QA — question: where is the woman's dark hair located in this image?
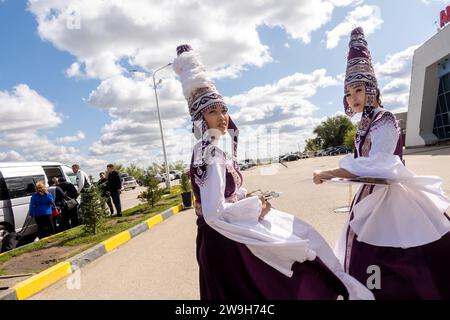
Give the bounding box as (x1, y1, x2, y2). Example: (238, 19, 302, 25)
(376, 88, 382, 106)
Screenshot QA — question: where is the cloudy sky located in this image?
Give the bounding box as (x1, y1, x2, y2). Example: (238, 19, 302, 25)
(0, 0, 448, 174)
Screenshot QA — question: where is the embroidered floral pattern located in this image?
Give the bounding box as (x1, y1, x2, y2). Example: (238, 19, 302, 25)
(225, 159, 243, 203)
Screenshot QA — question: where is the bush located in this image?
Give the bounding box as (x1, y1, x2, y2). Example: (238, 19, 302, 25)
(80, 185, 108, 235)
(138, 175, 164, 208)
(180, 173, 191, 193)
(343, 126, 358, 150)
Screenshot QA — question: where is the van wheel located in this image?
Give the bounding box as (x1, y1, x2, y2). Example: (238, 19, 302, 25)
(0, 224, 13, 253)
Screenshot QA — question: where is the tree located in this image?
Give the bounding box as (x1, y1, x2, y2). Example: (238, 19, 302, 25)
(310, 115, 355, 150)
(180, 172, 191, 193)
(343, 125, 358, 150)
(113, 163, 126, 174)
(80, 185, 108, 235)
(304, 137, 321, 152)
(126, 163, 145, 180)
(138, 174, 164, 208)
(146, 163, 163, 176)
(171, 160, 186, 172)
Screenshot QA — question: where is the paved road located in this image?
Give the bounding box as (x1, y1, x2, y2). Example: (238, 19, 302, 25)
(31, 150, 450, 299)
(120, 186, 146, 211)
(31, 209, 198, 299)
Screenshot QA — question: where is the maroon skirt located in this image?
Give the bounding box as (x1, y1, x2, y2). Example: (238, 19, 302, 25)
(344, 185, 450, 300)
(196, 216, 349, 300)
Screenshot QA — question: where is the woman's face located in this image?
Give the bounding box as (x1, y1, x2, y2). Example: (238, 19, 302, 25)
(203, 105, 229, 135)
(345, 82, 366, 113)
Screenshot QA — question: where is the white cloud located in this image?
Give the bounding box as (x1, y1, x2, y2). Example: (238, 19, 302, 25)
(374, 45, 420, 79)
(0, 84, 62, 132)
(380, 78, 411, 113)
(28, 0, 358, 80)
(0, 84, 102, 173)
(56, 131, 86, 143)
(65, 61, 83, 78)
(374, 45, 420, 112)
(325, 5, 383, 49)
(24, 0, 368, 165)
(0, 150, 26, 162)
(330, 0, 363, 6)
(85, 68, 339, 165)
(420, 0, 449, 4)
(226, 69, 339, 154)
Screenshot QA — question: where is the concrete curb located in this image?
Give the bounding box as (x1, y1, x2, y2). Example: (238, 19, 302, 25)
(0, 203, 185, 300)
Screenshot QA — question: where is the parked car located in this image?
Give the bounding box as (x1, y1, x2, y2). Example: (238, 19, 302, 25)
(169, 170, 182, 180)
(244, 159, 257, 168)
(329, 146, 352, 155)
(121, 176, 138, 190)
(154, 173, 174, 182)
(281, 154, 300, 162)
(315, 147, 335, 157)
(239, 162, 250, 171)
(298, 152, 310, 159)
(0, 162, 79, 252)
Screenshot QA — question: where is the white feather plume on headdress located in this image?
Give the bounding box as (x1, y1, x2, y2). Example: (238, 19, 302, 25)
(172, 50, 215, 101)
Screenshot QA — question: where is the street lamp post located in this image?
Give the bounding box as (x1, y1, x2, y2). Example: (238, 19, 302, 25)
(131, 63, 172, 189)
(152, 63, 172, 189)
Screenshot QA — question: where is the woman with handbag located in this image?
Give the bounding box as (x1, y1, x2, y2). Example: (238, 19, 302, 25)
(29, 181, 55, 239)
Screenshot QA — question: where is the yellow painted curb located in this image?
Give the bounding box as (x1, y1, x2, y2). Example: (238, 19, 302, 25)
(172, 204, 183, 215)
(102, 231, 131, 252)
(2, 203, 186, 300)
(146, 214, 163, 229)
(13, 261, 72, 300)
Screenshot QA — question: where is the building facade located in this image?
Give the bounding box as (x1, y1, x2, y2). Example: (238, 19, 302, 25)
(406, 22, 450, 147)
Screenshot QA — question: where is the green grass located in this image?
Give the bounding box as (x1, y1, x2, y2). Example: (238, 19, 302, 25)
(0, 193, 183, 267)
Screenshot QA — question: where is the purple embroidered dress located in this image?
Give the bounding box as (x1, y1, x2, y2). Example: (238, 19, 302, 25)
(335, 27, 450, 300)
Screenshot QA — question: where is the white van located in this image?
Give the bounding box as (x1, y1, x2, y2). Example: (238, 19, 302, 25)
(0, 162, 78, 250)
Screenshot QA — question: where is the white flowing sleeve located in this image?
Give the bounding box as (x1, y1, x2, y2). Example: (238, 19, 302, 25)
(339, 113, 412, 180)
(336, 113, 450, 248)
(236, 187, 248, 200)
(199, 162, 261, 225)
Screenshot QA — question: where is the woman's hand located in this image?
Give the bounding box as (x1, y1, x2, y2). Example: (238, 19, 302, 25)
(313, 168, 357, 185)
(313, 170, 325, 185)
(259, 196, 272, 220)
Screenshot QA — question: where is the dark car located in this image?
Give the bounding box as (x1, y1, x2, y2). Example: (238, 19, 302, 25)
(330, 146, 352, 155)
(239, 162, 249, 171)
(281, 154, 300, 162)
(244, 159, 257, 167)
(315, 147, 335, 157)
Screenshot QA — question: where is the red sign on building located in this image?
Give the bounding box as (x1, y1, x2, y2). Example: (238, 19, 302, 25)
(441, 6, 450, 28)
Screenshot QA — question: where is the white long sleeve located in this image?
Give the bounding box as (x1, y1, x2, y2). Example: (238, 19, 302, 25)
(76, 171, 85, 192)
(200, 161, 261, 225)
(336, 111, 450, 248)
(339, 113, 412, 180)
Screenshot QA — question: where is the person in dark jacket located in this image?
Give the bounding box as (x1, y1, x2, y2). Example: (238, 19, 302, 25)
(58, 177, 79, 229)
(97, 172, 113, 215)
(29, 181, 55, 239)
(106, 164, 122, 217)
(48, 177, 65, 231)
